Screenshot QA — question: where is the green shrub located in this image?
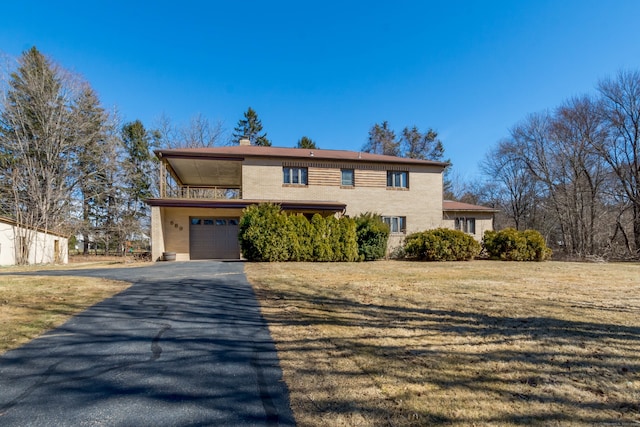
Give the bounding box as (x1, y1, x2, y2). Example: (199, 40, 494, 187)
(404, 228, 480, 261)
(239, 204, 359, 262)
(523, 229, 553, 261)
(483, 228, 552, 261)
(288, 214, 314, 261)
(238, 203, 291, 261)
(337, 216, 360, 262)
(354, 213, 389, 261)
(312, 214, 334, 261)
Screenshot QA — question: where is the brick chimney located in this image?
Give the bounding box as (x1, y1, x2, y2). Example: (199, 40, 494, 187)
(239, 137, 251, 146)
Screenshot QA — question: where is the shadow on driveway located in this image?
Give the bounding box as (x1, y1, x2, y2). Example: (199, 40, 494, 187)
(0, 261, 295, 426)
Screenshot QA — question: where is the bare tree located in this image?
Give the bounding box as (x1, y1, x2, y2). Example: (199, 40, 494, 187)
(596, 70, 640, 255)
(155, 112, 225, 149)
(0, 47, 82, 264)
(550, 96, 609, 256)
(481, 139, 541, 231)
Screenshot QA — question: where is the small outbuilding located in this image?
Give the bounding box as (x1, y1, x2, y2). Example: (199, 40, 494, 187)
(0, 216, 68, 266)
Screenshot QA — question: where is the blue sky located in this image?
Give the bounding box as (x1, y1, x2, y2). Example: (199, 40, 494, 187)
(2, 1, 640, 180)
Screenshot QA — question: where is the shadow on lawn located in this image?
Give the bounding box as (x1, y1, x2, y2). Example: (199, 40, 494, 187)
(255, 284, 640, 426)
(0, 263, 295, 426)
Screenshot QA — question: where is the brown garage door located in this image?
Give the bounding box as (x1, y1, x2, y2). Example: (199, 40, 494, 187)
(189, 217, 240, 260)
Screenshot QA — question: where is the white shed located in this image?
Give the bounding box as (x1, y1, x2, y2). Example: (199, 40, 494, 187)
(0, 217, 68, 266)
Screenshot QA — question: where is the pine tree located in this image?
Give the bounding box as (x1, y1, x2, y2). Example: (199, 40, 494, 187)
(296, 136, 317, 149)
(400, 126, 445, 161)
(362, 121, 399, 156)
(232, 107, 271, 146)
(72, 86, 115, 254)
(119, 120, 154, 252)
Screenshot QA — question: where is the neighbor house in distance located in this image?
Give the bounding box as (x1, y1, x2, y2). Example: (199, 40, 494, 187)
(146, 139, 496, 261)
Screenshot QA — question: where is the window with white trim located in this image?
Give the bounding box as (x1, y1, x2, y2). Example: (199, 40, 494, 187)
(382, 216, 407, 234)
(386, 171, 408, 188)
(455, 217, 476, 234)
(283, 167, 308, 185)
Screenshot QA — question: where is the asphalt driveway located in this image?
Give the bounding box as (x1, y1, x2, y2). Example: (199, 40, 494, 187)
(0, 261, 295, 426)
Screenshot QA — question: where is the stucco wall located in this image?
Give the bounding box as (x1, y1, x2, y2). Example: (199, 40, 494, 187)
(0, 220, 68, 266)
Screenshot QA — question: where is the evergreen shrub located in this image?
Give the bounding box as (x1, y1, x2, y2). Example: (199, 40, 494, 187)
(483, 228, 552, 261)
(238, 203, 359, 262)
(354, 213, 389, 261)
(404, 228, 481, 261)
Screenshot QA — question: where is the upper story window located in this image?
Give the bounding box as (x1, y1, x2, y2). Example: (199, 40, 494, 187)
(383, 216, 407, 234)
(341, 169, 354, 186)
(283, 167, 308, 185)
(387, 171, 408, 188)
(455, 217, 476, 234)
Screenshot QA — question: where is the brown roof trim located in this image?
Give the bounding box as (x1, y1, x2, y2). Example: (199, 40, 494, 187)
(145, 198, 346, 212)
(155, 145, 448, 168)
(442, 200, 500, 212)
(0, 216, 69, 238)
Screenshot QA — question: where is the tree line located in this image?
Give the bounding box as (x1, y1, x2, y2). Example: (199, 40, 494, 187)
(456, 71, 640, 260)
(14, 44, 628, 264)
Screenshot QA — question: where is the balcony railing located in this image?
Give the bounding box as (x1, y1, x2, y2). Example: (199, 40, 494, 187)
(162, 186, 242, 200)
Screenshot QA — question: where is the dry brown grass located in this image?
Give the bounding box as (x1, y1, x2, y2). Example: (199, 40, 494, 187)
(0, 274, 131, 355)
(246, 260, 640, 426)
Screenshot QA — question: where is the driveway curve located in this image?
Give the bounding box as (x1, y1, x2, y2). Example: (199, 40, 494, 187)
(0, 261, 295, 426)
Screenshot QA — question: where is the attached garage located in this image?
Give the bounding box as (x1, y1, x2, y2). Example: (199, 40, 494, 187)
(189, 217, 240, 260)
(147, 200, 346, 262)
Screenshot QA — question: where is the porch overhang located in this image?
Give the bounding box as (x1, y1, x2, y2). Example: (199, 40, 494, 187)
(145, 198, 346, 213)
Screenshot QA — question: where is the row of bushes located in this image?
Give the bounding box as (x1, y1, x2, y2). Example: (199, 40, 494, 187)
(238, 204, 552, 262)
(402, 227, 552, 261)
(238, 204, 390, 262)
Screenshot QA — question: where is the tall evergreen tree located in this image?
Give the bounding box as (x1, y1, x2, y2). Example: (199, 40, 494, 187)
(296, 136, 317, 149)
(400, 126, 445, 161)
(232, 107, 271, 146)
(119, 120, 154, 251)
(72, 85, 115, 254)
(362, 121, 399, 156)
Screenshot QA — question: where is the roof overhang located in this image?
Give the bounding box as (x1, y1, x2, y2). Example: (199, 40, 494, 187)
(163, 157, 243, 187)
(145, 198, 346, 213)
(442, 200, 500, 213)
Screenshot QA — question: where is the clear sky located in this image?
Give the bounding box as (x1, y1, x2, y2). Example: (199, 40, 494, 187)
(2, 1, 640, 180)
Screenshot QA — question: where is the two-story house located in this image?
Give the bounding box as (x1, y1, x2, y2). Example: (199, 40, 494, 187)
(146, 140, 496, 261)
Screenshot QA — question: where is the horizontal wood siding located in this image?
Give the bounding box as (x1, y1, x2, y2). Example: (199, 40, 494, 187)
(355, 169, 386, 188)
(309, 167, 341, 186)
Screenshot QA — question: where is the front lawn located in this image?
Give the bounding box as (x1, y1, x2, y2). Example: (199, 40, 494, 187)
(246, 261, 640, 426)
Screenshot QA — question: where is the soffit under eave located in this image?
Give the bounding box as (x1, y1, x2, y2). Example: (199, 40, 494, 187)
(165, 157, 243, 187)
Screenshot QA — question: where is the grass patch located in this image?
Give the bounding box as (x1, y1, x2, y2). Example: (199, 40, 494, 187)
(0, 275, 131, 355)
(246, 260, 640, 426)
